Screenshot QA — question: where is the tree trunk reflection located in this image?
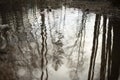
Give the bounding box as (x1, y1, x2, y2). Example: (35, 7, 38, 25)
(88, 14, 101, 80)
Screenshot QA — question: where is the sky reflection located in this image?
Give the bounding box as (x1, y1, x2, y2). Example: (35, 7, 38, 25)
(27, 6, 104, 80)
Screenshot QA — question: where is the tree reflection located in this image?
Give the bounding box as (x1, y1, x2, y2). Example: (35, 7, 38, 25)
(47, 7, 64, 71)
(0, 1, 49, 80)
(0, 1, 120, 80)
(109, 16, 120, 80)
(40, 8, 48, 80)
(88, 13, 120, 80)
(50, 25, 64, 71)
(88, 14, 101, 80)
(67, 10, 88, 80)
(106, 17, 112, 80)
(100, 15, 107, 80)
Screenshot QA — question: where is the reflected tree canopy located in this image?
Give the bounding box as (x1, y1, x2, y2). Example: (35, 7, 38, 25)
(0, 0, 120, 80)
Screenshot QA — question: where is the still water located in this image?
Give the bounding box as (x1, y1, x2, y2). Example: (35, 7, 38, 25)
(0, 3, 120, 80)
(24, 7, 103, 80)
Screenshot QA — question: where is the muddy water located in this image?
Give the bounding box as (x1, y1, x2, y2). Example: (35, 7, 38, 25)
(0, 3, 120, 80)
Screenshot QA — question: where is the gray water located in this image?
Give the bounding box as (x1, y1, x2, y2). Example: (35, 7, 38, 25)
(0, 2, 120, 80)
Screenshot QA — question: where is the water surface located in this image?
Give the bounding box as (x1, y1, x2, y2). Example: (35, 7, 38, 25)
(0, 2, 120, 80)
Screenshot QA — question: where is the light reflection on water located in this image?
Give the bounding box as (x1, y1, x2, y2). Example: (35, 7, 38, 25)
(27, 6, 104, 80)
(0, 4, 117, 80)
